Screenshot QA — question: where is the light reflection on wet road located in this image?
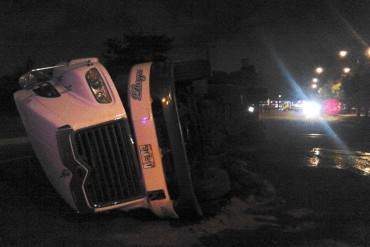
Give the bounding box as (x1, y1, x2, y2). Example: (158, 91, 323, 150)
(262, 112, 370, 176)
(307, 148, 370, 175)
(302, 133, 325, 138)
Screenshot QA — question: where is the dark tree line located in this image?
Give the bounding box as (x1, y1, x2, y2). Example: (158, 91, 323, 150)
(103, 34, 173, 78)
(342, 63, 370, 117)
(0, 58, 33, 115)
(211, 59, 261, 89)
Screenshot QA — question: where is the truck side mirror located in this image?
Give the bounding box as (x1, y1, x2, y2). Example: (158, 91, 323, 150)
(18, 72, 37, 89)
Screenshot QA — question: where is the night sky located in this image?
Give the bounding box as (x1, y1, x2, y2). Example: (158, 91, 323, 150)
(1, 0, 370, 96)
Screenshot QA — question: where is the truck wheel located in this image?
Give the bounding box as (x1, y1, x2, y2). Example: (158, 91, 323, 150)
(193, 168, 231, 202)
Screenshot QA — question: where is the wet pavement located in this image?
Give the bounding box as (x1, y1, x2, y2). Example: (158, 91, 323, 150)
(200, 112, 370, 246)
(222, 111, 370, 246)
(307, 148, 370, 175)
(261, 112, 370, 172)
(1, 112, 370, 246)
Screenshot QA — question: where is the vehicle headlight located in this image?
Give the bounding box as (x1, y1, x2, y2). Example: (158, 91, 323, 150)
(302, 101, 321, 118)
(85, 68, 112, 104)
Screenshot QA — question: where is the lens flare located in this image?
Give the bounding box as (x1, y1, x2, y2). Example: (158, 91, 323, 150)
(266, 44, 348, 151)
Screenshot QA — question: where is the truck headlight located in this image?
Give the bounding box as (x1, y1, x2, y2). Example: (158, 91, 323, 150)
(85, 68, 112, 104)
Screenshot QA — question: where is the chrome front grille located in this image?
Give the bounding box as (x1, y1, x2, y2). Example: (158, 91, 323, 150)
(74, 120, 144, 207)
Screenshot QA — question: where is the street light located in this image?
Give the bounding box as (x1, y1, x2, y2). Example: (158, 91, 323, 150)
(343, 67, 351, 74)
(315, 67, 324, 74)
(312, 78, 319, 83)
(311, 84, 318, 89)
(338, 50, 348, 58)
(366, 48, 370, 58)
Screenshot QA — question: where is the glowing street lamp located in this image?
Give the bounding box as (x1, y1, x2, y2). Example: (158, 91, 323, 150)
(338, 50, 348, 58)
(311, 84, 318, 89)
(366, 48, 370, 58)
(312, 78, 319, 83)
(343, 67, 351, 74)
(315, 67, 324, 74)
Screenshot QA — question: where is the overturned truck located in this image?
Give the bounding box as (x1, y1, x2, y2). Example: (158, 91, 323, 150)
(14, 58, 236, 218)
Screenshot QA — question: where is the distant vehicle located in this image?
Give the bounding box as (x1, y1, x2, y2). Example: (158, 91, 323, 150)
(291, 100, 322, 118)
(323, 99, 341, 115)
(14, 58, 222, 218)
(302, 101, 321, 118)
(292, 100, 305, 111)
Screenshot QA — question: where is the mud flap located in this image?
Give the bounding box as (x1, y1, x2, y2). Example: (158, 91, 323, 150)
(149, 62, 203, 217)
